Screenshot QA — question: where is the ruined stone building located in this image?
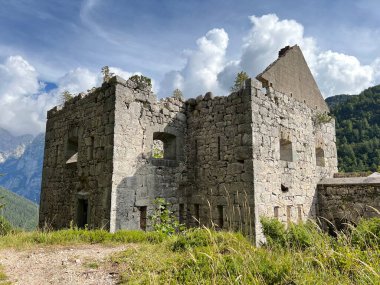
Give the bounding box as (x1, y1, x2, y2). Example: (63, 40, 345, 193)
(40, 45, 340, 243)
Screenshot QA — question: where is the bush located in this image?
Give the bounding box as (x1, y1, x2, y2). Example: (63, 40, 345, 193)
(351, 217, 380, 249)
(150, 198, 185, 236)
(260, 217, 287, 247)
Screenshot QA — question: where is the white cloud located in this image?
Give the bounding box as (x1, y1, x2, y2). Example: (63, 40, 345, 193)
(0, 55, 141, 136)
(240, 14, 317, 76)
(159, 28, 229, 98)
(161, 13, 380, 99)
(315, 51, 374, 95)
(0, 56, 54, 136)
(56, 67, 101, 94)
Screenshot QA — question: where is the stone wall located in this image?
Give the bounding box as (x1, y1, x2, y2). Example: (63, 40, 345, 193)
(183, 87, 255, 234)
(39, 83, 116, 229)
(317, 175, 380, 231)
(250, 78, 337, 243)
(109, 76, 187, 232)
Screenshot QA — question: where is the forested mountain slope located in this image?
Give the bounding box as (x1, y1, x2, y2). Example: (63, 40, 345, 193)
(0, 186, 38, 230)
(326, 85, 380, 172)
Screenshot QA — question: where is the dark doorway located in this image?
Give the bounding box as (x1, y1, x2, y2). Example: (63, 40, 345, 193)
(77, 199, 88, 228)
(139, 206, 147, 231)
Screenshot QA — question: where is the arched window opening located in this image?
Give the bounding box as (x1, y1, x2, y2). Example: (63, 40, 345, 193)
(316, 147, 325, 167)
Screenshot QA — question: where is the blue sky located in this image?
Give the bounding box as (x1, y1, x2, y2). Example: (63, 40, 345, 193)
(0, 0, 380, 135)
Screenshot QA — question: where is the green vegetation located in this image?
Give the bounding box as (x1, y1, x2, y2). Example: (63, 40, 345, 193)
(0, 187, 38, 231)
(129, 74, 152, 90)
(327, 85, 380, 172)
(0, 228, 164, 249)
(1, 218, 379, 284)
(149, 198, 185, 236)
(0, 264, 10, 285)
(172, 88, 184, 100)
(60, 90, 73, 103)
(101, 65, 114, 83)
(231, 71, 249, 92)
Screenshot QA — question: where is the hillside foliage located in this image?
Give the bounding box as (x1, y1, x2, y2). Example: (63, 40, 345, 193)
(327, 85, 380, 172)
(0, 187, 38, 231)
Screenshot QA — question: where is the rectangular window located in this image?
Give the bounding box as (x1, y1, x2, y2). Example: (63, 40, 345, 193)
(217, 205, 224, 229)
(274, 206, 279, 218)
(179, 203, 185, 224)
(280, 139, 293, 162)
(139, 206, 147, 231)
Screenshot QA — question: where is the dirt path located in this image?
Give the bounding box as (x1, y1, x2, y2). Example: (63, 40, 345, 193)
(0, 244, 127, 285)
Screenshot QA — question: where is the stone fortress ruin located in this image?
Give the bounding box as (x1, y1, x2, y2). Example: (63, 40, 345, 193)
(39, 45, 380, 244)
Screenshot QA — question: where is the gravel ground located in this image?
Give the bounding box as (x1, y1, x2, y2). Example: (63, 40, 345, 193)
(0, 244, 127, 285)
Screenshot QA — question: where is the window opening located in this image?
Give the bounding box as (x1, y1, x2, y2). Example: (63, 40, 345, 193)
(152, 139, 164, 158)
(274, 206, 279, 218)
(139, 206, 147, 231)
(316, 147, 325, 167)
(217, 205, 224, 229)
(280, 139, 293, 161)
(152, 132, 176, 160)
(77, 198, 88, 228)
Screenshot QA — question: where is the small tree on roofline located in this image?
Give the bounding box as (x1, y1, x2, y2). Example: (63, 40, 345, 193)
(172, 88, 183, 100)
(102, 66, 114, 83)
(231, 71, 249, 92)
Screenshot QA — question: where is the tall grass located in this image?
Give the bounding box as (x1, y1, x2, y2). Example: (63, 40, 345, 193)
(1, 218, 380, 284)
(115, 218, 380, 284)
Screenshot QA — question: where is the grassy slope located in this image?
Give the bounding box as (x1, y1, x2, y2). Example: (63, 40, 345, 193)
(0, 187, 38, 231)
(0, 219, 379, 284)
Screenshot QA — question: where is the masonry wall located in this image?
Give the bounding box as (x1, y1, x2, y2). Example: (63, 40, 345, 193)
(183, 87, 255, 234)
(317, 178, 380, 231)
(109, 76, 187, 232)
(39, 84, 116, 229)
(250, 79, 337, 243)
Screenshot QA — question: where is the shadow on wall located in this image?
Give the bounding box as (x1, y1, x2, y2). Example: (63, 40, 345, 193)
(113, 110, 255, 236)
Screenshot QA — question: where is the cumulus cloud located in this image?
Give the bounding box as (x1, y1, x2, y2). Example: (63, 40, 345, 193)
(0, 55, 141, 136)
(159, 28, 229, 98)
(236, 14, 378, 97)
(161, 13, 380, 98)
(0, 56, 54, 136)
(315, 51, 374, 95)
